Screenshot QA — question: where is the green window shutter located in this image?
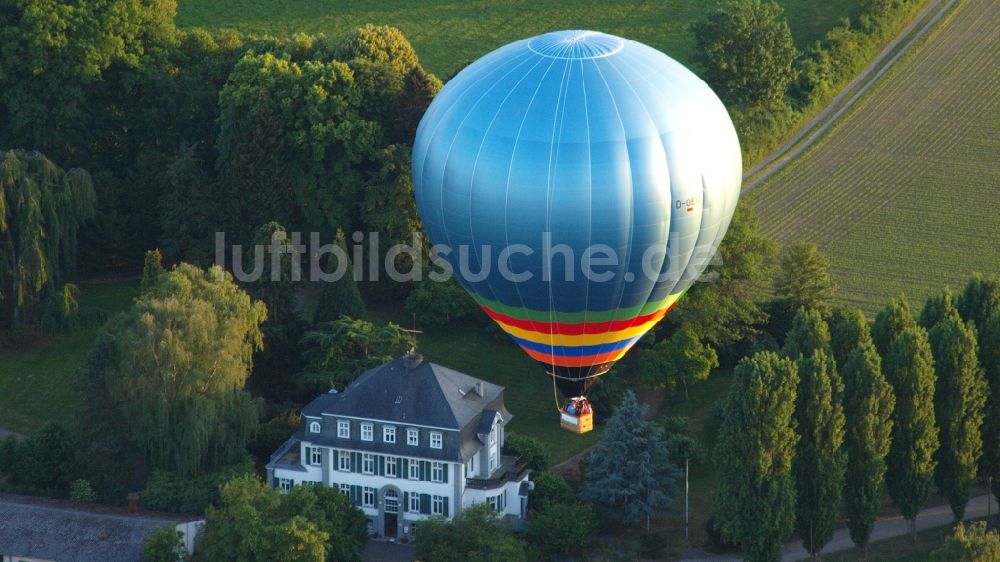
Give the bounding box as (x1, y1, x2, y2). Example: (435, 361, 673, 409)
(333, 449, 339, 467)
(420, 493, 431, 515)
(272, 477, 278, 489)
(352, 452, 359, 472)
(304, 446, 311, 464)
(378, 455, 385, 476)
(443, 463, 448, 483)
(422, 461, 429, 481)
(443, 497, 449, 517)
(351, 485, 361, 505)
(403, 492, 409, 511)
(402, 458, 408, 476)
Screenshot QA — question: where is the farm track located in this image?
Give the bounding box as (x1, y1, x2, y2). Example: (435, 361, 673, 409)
(747, 0, 1000, 313)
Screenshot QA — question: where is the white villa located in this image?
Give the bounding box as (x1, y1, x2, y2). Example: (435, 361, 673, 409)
(266, 352, 532, 539)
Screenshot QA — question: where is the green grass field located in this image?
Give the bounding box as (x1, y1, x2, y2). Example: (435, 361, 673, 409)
(747, 0, 1000, 315)
(175, 0, 858, 77)
(367, 305, 603, 463)
(0, 279, 139, 434)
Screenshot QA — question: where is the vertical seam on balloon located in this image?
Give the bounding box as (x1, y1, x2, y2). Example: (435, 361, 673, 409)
(543, 52, 576, 363)
(427, 49, 539, 302)
(578, 56, 594, 381)
(586, 57, 635, 378)
(467, 54, 555, 336)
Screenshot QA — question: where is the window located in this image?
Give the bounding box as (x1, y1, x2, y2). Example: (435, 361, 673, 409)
(409, 492, 420, 513)
(361, 423, 373, 441)
(279, 478, 292, 493)
(309, 447, 322, 466)
(487, 491, 506, 512)
(362, 453, 375, 474)
(407, 428, 419, 446)
(432, 495, 444, 515)
(430, 432, 442, 449)
(489, 425, 497, 445)
(489, 450, 498, 473)
(383, 426, 396, 443)
(338, 451, 351, 472)
(408, 460, 420, 480)
(465, 456, 475, 477)
(386, 457, 397, 478)
(363, 486, 375, 507)
(337, 420, 350, 439)
(339, 483, 350, 495)
(309, 421, 321, 433)
(431, 462, 444, 482)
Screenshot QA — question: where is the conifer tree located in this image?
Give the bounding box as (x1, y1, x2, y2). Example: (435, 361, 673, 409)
(919, 287, 960, 330)
(829, 306, 874, 369)
(580, 391, 680, 529)
(783, 307, 831, 359)
(980, 310, 1000, 507)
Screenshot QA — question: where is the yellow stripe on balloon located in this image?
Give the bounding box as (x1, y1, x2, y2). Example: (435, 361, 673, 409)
(490, 293, 681, 347)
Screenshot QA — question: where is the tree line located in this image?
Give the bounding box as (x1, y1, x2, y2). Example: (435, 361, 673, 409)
(711, 273, 1000, 561)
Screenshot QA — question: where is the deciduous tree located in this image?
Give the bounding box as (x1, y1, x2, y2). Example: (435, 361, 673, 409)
(714, 352, 799, 561)
(77, 263, 267, 475)
(639, 326, 719, 399)
(842, 342, 894, 555)
(0, 151, 96, 329)
(793, 350, 845, 560)
(690, 0, 798, 108)
(828, 306, 874, 369)
(872, 295, 916, 358)
(415, 503, 526, 562)
(782, 308, 831, 360)
(773, 241, 836, 316)
(928, 316, 987, 520)
(885, 327, 939, 541)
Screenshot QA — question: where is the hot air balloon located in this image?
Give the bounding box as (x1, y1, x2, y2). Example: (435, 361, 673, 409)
(412, 30, 742, 433)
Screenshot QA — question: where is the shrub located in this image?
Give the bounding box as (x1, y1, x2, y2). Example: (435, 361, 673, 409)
(931, 522, 1000, 562)
(526, 502, 598, 558)
(69, 479, 96, 503)
(503, 432, 550, 472)
(638, 530, 671, 559)
(142, 527, 188, 562)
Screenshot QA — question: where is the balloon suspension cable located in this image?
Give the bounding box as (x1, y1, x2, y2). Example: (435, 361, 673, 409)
(551, 369, 563, 414)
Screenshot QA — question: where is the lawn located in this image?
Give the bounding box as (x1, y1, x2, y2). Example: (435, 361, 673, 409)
(747, 0, 1000, 315)
(175, 0, 858, 77)
(366, 305, 603, 463)
(0, 279, 140, 434)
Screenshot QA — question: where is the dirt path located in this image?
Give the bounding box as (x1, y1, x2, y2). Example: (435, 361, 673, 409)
(0, 427, 25, 441)
(740, 0, 957, 194)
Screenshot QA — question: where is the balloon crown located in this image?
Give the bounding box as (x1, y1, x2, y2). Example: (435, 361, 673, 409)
(528, 30, 625, 60)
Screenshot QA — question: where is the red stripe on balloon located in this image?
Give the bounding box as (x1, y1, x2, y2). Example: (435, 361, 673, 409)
(479, 301, 677, 336)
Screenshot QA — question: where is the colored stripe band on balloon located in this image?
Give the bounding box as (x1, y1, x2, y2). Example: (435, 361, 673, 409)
(510, 334, 642, 357)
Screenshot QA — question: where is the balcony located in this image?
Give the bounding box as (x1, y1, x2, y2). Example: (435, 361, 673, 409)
(465, 455, 530, 490)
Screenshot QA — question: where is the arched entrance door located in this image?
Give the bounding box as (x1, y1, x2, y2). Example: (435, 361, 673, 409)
(383, 489, 399, 538)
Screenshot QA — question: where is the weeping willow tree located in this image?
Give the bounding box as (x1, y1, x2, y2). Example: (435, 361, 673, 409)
(80, 263, 267, 475)
(0, 150, 96, 329)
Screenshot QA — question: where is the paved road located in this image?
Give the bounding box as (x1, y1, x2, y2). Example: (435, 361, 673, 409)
(740, 0, 956, 194)
(684, 494, 996, 562)
(363, 540, 415, 562)
(0, 428, 24, 441)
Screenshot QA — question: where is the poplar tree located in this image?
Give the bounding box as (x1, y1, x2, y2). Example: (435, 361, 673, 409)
(980, 310, 1000, 507)
(957, 274, 1000, 331)
(928, 316, 988, 520)
(782, 307, 831, 360)
(919, 287, 960, 330)
(872, 296, 916, 358)
(793, 350, 846, 561)
(829, 306, 874, 369)
(884, 327, 939, 541)
(842, 342, 895, 555)
(714, 352, 799, 562)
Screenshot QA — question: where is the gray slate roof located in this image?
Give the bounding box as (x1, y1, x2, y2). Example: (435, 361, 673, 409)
(0, 493, 200, 562)
(302, 355, 509, 430)
(296, 355, 512, 463)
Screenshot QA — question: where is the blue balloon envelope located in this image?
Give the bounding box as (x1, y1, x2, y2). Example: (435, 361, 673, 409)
(412, 30, 742, 398)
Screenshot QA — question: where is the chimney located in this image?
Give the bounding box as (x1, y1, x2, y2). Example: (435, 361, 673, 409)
(405, 348, 423, 369)
(475, 381, 484, 397)
(127, 492, 139, 513)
